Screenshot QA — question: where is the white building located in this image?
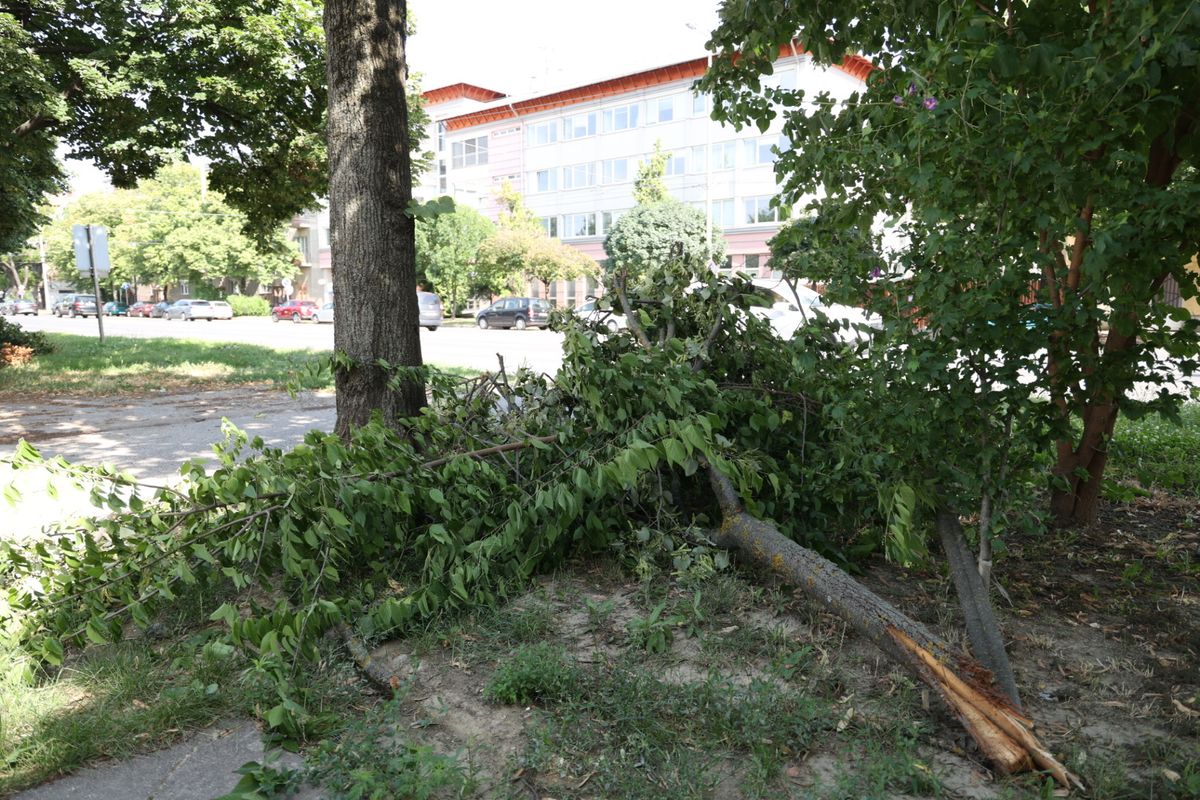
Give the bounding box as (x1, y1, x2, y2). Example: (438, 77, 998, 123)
(416, 48, 872, 306)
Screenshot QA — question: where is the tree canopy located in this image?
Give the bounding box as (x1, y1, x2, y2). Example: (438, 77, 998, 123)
(43, 163, 297, 295)
(2, 0, 431, 242)
(415, 206, 495, 314)
(603, 201, 726, 292)
(701, 0, 1200, 525)
(0, 14, 64, 253)
(475, 186, 597, 299)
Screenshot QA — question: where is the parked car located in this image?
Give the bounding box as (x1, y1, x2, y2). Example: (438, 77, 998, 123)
(54, 294, 98, 318)
(127, 301, 155, 317)
(574, 299, 626, 332)
(1, 298, 37, 316)
(102, 301, 129, 316)
(150, 301, 171, 318)
(271, 300, 318, 323)
(208, 300, 234, 320)
(314, 301, 335, 324)
(165, 299, 221, 320)
(417, 292, 442, 331)
(475, 297, 552, 330)
(745, 278, 880, 343)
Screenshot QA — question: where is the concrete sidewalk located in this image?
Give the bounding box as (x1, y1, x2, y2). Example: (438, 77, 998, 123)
(2, 387, 336, 540)
(14, 720, 310, 800)
(3, 389, 335, 798)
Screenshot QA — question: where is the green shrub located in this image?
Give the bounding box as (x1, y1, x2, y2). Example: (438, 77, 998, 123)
(0, 317, 53, 359)
(484, 643, 579, 705)
(224, 294, 270, 317)
(1108, 404, 1200, 496)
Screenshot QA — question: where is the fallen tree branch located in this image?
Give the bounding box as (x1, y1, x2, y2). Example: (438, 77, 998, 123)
(707, 467, 1081, 789)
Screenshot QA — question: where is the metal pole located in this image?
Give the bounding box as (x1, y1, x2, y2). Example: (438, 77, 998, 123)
(87, 224, 105, 343)
(705, 53, 714, 270)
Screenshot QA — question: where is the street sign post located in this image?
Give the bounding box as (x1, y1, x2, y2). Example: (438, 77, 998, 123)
(72, 224, 110, 343)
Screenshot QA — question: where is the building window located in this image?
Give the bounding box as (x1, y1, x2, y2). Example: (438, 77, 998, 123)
(563, 112, 598, 140)
(601, 209, 626, 233)
(602, 103, 641, 132)
(692, 92, 710, 115)
(711, 141, 737, 170)
(540, 216, 559, 237)
(665, 151, 686, 175)
(531, 169, 557, 193)
(528, 120, 558, 146)
(764, 70, 798, 92)
(437, 122, 446, 152)
(601, 158, 629, 184)
(451, 135, 488, 168)
(493, 126, 519, 137)
(688, 145, 706, 173)
(712, 199, 735, 228)
(564, 213, 597, 238)
(180, 280, 191, 296)
(438, 159, 447, 192)
(565, 277, 577, 307)
(743, 196, 779, 225)
(651, 95, 681, 124)
(296, 231, 313, 264)
(744, 254, 761, 274)
(744, 134, 788, 167)
(562, 162, 597, 190)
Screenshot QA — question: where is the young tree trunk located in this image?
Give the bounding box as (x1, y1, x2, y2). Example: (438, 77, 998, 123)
(325, 0, 425, 436)
(937, 510, 1021, 708)
(708, 468, 1080, 788)
(2, 255, 28, 298)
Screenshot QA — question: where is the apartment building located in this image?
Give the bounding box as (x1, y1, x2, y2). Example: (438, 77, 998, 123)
(416, 49, 872, 306)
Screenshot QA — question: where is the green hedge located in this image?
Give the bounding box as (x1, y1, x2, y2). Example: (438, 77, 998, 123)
(224, 294, 270, 317)
(0, 317, 53, 355)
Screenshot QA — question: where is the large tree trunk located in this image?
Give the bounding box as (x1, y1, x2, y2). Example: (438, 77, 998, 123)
(325, 0, 425, 436)
(708, 468, 1080, 789)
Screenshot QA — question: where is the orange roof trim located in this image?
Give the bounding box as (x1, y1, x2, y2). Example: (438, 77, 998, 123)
(441, 46, 875, 132)
(422, 83, 507, 105)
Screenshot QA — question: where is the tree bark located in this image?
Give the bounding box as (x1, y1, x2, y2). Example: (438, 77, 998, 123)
(708, 468, 1080, 788)
(325, 0, 425, 436)
(2, 255, 32, 299)
(937, 509, 1021, 708)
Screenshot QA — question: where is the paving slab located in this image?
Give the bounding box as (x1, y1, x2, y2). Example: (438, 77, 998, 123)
(13, 719, 305, 800)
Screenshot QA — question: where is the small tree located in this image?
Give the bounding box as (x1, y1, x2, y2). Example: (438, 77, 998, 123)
(416, 206, 495, 316)
(603, 201, 726, 292)
(633, 141, 671, 205)
(703, 0, 1200, 526)
(525, 235, 597, 298)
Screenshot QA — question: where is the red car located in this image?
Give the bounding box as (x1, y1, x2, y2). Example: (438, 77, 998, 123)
(128, 301, 157, 318)
(271, 300, 319, 323)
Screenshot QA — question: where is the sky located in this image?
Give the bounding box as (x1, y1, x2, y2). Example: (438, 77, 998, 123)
(64, 0, 724, 195)
(407, 0, 721, 97)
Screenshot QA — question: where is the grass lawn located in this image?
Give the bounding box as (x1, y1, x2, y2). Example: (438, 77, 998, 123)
(0, 333, 474, 397)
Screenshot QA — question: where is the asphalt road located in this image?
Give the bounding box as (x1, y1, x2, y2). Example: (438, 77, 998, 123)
(12, 311, 566, 375)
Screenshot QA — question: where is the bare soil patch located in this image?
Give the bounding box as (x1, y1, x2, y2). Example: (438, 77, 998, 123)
(351, 494, 1199, 798)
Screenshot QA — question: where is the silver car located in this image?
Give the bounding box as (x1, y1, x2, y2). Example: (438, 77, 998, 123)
(1, 298, 37, 316)
(165, 299, 218, 320)
(417, 292, 442, 331)
(314, 301, 335, 324)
